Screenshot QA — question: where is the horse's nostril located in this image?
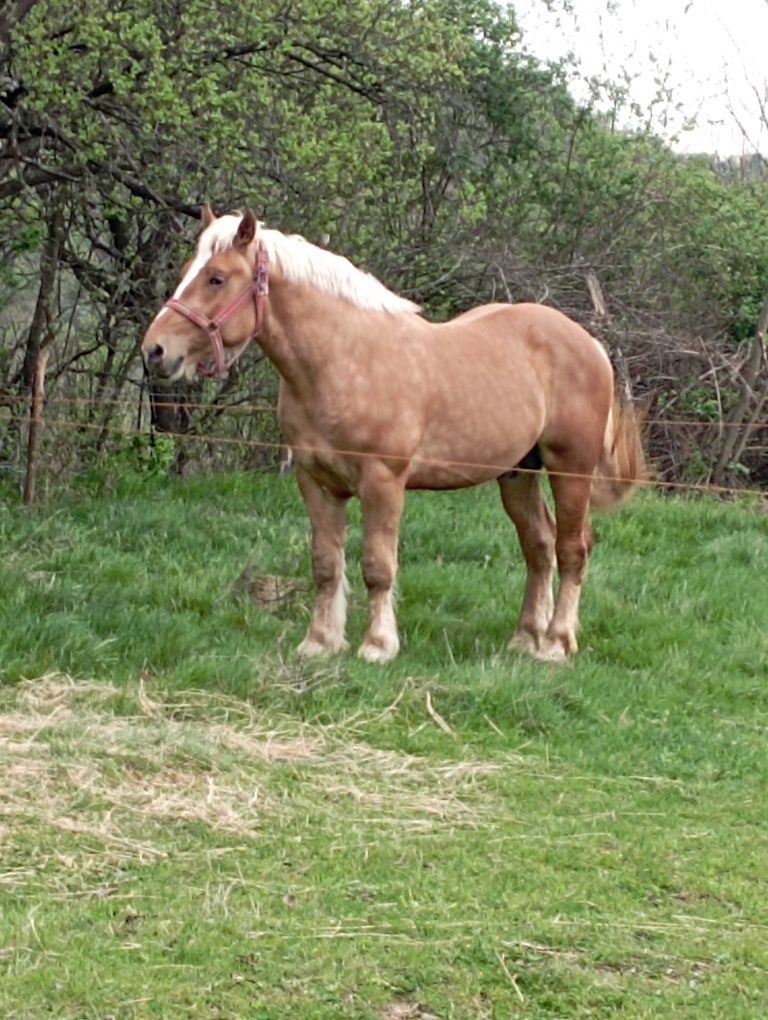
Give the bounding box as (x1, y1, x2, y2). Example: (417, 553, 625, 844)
(147, 343, 164, 364)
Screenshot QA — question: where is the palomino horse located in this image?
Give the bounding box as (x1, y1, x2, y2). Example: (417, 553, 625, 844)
(143, 206, 644, 663)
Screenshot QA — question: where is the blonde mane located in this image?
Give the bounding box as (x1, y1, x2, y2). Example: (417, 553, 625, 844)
(195, 215, 421, 316)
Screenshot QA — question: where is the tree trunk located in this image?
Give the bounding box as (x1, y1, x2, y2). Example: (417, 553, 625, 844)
(20, 205, 62, 392)
(17, 203, 63, 501)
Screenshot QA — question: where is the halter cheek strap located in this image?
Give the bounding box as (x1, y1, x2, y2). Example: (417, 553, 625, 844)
(162, 240, 269, 377)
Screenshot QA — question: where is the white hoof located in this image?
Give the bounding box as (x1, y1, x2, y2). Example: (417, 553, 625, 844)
(357, 640, 399, 664)
(532, 637, 574, 664)
(508, 630, 542, 656)
(297, 635, 346, 658)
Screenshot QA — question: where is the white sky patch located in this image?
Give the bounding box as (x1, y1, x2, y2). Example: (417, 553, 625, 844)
(515, 0, 768, 155)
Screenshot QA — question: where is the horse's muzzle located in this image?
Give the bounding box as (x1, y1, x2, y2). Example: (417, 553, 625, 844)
(143, 343, 183, 380)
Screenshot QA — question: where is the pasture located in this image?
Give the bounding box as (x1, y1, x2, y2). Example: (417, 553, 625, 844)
(1, 471, 766, 1018)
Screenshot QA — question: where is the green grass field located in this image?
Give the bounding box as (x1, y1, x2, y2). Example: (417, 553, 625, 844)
(1, 472, 766, 1018)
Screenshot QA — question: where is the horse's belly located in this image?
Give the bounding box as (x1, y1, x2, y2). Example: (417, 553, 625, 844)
(405, 433, 539, 490)
(405, 377, 544, 489)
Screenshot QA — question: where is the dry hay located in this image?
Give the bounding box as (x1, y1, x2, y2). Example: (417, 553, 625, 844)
(0, 674, 514, 884)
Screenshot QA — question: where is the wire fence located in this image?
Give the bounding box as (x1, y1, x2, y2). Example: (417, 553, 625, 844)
(5, 405, 767, 502)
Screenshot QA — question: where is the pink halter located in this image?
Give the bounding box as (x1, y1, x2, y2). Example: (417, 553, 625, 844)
(163, 240, 268, 376)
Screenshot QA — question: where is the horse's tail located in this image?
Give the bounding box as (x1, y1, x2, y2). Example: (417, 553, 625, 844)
(590, 396, 647, 510)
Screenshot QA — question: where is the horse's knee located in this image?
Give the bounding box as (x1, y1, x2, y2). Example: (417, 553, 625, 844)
(312, 553, 342, 590)
(361, 555, 395, 593)
(556, 536, 589, 579)
(525, 530, 556, 571)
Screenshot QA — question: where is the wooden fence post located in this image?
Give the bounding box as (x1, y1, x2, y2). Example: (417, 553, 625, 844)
(23, 346, 50, 505)
(711, 294, 768, 485)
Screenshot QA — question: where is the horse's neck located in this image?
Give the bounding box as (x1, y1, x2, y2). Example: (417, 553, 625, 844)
(259, 278, 368, 389)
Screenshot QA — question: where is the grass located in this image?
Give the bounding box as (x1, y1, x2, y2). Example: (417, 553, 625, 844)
(1, 471, 767, 1018)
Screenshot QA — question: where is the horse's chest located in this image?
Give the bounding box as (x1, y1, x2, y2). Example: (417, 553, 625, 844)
(278, 405, 356, 493)
(295, 441, 360, 496)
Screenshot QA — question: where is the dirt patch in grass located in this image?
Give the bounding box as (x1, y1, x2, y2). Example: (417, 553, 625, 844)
(382, 1001, 442, 1020)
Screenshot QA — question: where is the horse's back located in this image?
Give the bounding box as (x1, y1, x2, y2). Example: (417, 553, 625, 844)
(444, 301, 604, 351)
(433, 302, 611, 392)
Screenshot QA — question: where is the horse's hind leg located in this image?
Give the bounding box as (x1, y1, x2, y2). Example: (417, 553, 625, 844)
(296, 467, 349, 656)
(536, 467, 594, 662)
(498, 469, 556, 654)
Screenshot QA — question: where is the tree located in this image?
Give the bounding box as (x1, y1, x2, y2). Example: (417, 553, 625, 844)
(1, 0, 766, 493)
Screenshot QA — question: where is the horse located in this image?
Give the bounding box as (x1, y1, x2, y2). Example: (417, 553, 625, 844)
(142, 206, 645, 663)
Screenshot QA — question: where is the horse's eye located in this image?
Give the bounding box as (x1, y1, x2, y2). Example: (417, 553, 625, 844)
(209, 273, 225, 286)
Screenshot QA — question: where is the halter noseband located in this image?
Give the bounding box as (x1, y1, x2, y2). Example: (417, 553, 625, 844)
(163, 240, 269, 377)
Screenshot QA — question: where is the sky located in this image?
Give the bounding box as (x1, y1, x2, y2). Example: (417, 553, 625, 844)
(514, 0, 768, 155)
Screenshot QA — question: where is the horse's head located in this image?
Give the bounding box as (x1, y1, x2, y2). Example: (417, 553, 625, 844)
(142, 206, 267, 381)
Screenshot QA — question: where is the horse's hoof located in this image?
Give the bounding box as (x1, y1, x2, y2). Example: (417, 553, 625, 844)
(357, 640, 399, 664)
(508, 631, 541, 655)
(297, 636, 346, 658)
(532, 636, 575, 663)
(297, 638, 329, 658)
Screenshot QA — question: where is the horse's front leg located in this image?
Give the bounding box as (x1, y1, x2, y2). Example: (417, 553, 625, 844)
(357, 466, 406, 663)
(296, 467, 349, 657)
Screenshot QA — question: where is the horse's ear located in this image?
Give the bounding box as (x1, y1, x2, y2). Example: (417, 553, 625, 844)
(200, 203, 216, 229)
(236, 209, 257, 249)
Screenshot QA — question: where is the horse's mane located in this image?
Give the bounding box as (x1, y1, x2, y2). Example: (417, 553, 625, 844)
(196, 214, 421, 316)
